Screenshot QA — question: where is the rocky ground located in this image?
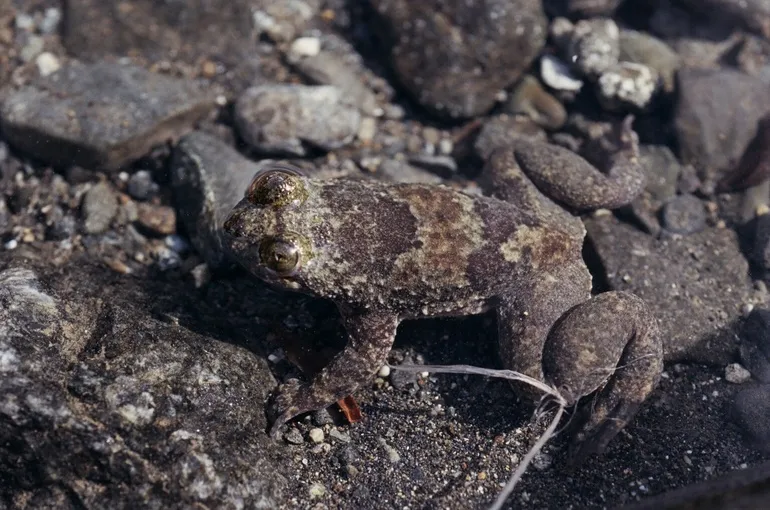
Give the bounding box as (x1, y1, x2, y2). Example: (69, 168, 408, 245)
(2, 0, 770, 509)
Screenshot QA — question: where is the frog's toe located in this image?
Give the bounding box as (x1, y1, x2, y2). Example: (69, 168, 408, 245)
(266, 378, 307, 440)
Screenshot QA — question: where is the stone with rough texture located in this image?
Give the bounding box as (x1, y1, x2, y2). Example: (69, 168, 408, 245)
(674, 68, 770, 188)
(170, 131, 261, 269)
(0, 62, 213, 171)
(234, 84, 361, 156)
(367, 0, 547, 119)
(0, 263, 286, 508)
(585, 214, 761, 365)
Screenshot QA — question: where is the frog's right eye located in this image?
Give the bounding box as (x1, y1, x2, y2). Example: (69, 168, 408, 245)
(247, 164, 307, 208)
(259, 237, 301, 277)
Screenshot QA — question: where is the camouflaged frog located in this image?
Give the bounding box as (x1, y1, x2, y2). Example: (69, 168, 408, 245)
(223, 116, 662, 462)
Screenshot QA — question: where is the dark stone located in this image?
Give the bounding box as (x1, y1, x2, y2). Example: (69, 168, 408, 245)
(170, 131, 258, 269)
(674, 69, 770, 189)
(739, 308, 770, 383)
(0, 62, 213, 171)
(585, 214, 756, 365)
(732, 385, 770, 453)
(367, 0, 547, 119)
(661, 194, 706, 235)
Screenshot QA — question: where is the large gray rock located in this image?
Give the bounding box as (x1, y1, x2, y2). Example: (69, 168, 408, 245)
(367, 0, 547, 119)
(0, 62, 213, 171)
(585, 214, 762, 365)
(674, 68, 770, 189)
(0, 264, 286, 508)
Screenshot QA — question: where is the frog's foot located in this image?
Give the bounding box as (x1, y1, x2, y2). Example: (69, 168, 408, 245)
(541, 291, 663, 464)
(267, 378, 314, 439)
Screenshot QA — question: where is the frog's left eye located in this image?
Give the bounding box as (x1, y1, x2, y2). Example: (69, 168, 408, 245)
(247, 164, 307, 208)
(259, 236, 302, 277)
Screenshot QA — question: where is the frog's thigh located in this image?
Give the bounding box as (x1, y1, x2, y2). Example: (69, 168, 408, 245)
(497, 262, 590, 382)
(543, 291, 662, 460)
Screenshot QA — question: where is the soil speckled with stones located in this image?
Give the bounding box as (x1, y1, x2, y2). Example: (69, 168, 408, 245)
(1, 1, 770, 509)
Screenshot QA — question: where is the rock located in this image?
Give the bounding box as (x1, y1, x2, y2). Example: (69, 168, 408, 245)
(661, 194, 707, 235)
(308, 428, 325, 443)
(597, 62, 659, 111)
(751, 214, 770, 275)
(725, 363, 752, 384)
(619, 29, 680, 94)
(0, 265, 286, 507)
(127, 170, 159, 201)
(251, 0, 321, 42)
(545, 0, 621, 17)
(561, 18, 620, 78)
(677, 0, 770, 40)
(1, 62, 213, 171)
(674, 69, 770, 188)
(368, 0, 547, 119)
(732, 385, 770, 453)
(585, 214, 758, 364)
(639, 145, 683, 203)
(170, 131, 258, 269)
(286, 37, 382, 117)
(62, 0, 314, 94)
(474, 114, 547, 161)
(504, 75, 567, 130)
(81, 182, 118, 234)
(284, 428, 304, 445)
(540, 54, 584, 93)
(373, 159, 444, 185)
(35, 51, 61, 77)
(136, 203, 177, 236)
(739, 308, 770, 383)
(234, 84, 361, 156)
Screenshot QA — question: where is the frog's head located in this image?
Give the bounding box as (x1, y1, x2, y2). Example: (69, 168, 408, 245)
(223, 164, 319, 293)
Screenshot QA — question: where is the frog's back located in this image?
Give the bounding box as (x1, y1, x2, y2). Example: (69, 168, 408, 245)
(310, 179, 584, 313)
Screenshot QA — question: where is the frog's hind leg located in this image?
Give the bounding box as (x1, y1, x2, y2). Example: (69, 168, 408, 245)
(542, 291, 663, 464)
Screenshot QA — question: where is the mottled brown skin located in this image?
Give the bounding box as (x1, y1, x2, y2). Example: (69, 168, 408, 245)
(223, 117, 662, 462)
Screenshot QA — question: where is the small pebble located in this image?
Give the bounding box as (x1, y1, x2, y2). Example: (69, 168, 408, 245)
(35, 52, 61, 77)
(357, 117, 377, 144)
(284, 428, 304, 444)
(532, 452, 552, 470)
(20, 36, 45, 63)
(81, 182, 118, 234)
(661, 194, 706, 235)
(4, 239, 18, 250)
(377, 365, 391, 378)
(40, 8, 62, 34)
(290, 36, 321, 57)
(540, 55, 584, 92)
(308, 482, 326, 499)
(378, 438, 400, 463)
(308, 428, 325, 443)
(312, 408, 333, 426)
(726, 363, 752, 384)
(328, 428, 351, 443)
(165, 234, 190, 254)
(190, 263, 211, 288)
(127, 170, 159, 200)
(136, 203, 177, 236)
(597, 62, 659, 111)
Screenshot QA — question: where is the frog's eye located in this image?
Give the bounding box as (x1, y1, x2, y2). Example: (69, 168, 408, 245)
(247, 164, 307, 208)
(259, 237, 301, 277)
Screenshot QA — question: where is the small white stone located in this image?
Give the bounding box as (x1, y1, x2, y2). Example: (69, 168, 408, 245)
(308, 427, 324, 443)
(725, 363, 751, 384)
(540, 55, 583, 92)
(4, 239, 18, 251)
(357, 117, 377, 143)
(290, 36, 321, 57)
(377, 365, 391, 378)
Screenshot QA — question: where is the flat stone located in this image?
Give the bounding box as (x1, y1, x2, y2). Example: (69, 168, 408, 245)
(170, 131, 259, 269)
(368, 0, 547, 119)
(585, 214, 761, 364)
(234, 84, 360, 156)
(1, 62, 213, 171)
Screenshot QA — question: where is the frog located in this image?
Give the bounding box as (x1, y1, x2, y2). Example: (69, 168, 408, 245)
(223, 115, 663, 462)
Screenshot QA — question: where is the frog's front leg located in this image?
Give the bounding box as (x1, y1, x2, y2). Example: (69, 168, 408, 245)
(268, 308, 399, 438)
(542, 291, 662, 463)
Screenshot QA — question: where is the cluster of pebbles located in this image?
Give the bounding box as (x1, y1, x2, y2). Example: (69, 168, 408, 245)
(2, 0, 770, 509)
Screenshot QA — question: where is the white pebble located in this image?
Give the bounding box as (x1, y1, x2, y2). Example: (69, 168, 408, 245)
(290, 36, 321, 57)
(378, 365, 391, 377)
(36, 52, 61, 77)
(308, 428, 324, 443)
(540, 55, 583, 92)
(4, 239, 18, 250)
(725, 363, 751, 384)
